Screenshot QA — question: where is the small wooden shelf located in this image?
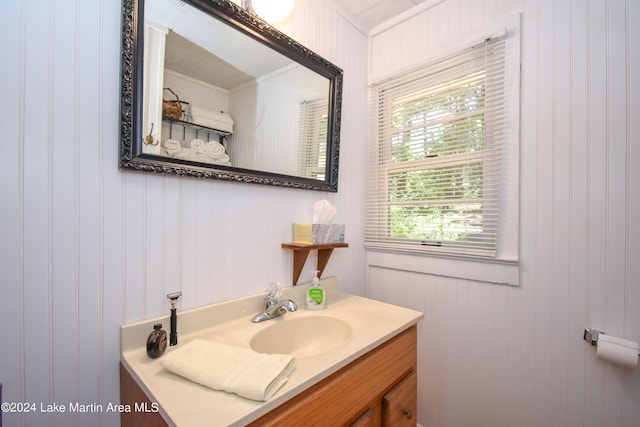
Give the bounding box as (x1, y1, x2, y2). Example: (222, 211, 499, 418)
(282, 242, 349, 285)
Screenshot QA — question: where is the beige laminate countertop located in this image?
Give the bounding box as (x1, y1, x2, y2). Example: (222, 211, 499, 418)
(120, 278, 423, 426)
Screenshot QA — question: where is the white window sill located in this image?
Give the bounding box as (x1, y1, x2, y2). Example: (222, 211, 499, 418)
(366, 247, 519, 286)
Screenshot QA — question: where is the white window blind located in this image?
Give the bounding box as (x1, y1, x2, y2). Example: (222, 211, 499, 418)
(366, 35, 509, 258)
(298, 99, 328, 180)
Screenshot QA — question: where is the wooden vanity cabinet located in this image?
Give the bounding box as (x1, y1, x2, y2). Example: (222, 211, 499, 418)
(382, 370, 417, 426)
(120, 363, 169, 427)
(349, 371, 417, 427)
(350, 407, 381, 427)
(121, 325, 417, 427)
(247, 325, 417, 427)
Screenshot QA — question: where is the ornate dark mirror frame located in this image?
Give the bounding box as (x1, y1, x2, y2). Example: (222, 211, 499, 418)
(120, 0, 343, 191)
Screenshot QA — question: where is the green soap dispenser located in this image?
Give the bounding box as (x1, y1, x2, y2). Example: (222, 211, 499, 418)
(306, 270, 325, 310)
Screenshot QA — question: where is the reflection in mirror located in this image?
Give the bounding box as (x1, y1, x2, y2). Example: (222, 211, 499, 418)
(120, 0, 343, 191)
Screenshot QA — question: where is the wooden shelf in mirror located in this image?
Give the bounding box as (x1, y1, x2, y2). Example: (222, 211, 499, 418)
(281, 243, 349, 285)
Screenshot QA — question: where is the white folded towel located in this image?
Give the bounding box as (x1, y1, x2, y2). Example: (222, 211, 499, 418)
(193, 116, 234, 133)
(190, 106, 235, 133)
(161, 339, 295, 402)
(191, 106, 234, 125)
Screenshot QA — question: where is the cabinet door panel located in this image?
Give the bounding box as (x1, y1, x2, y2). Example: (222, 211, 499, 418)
(351, 405, 381, 427)
(382, 370, 417, 427)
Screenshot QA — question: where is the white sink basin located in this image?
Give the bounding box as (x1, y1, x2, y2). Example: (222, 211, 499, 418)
(250, 315, 352, 358)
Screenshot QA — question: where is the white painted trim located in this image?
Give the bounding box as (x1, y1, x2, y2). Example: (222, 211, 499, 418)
(367, 250, 520, 286)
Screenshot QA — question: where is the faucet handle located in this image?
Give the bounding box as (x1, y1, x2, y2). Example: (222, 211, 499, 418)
(265, 282, 283, 307)
(266, 282, 282, 299)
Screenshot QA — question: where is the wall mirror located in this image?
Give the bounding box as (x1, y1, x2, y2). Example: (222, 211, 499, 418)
(120, 0, 343, 191)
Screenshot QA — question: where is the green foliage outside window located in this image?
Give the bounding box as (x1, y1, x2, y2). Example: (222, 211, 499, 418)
(386, 77, 487, 242)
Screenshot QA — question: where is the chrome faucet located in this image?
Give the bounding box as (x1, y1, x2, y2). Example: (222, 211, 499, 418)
(251, 283, 298, 323)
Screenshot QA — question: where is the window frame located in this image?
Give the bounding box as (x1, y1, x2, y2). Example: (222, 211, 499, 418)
(298, 99, 329, 180)
(366, 27, 520, 267)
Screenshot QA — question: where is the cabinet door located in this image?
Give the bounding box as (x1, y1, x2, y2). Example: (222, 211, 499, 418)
(350, 405, 381, 427)
(382, 370, 417, 427)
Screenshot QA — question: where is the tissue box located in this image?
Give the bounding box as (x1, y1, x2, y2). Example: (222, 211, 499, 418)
(293, 223, 345, 244)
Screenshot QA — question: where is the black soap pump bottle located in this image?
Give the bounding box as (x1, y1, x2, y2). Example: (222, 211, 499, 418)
(146, 323, 167, 359)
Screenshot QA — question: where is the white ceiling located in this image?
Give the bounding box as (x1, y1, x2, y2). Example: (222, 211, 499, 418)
(334, 0, 428, 29)
(160, 0, 429, 90)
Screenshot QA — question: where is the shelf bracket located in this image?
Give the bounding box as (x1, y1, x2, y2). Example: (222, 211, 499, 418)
(281, 243, 348, 285)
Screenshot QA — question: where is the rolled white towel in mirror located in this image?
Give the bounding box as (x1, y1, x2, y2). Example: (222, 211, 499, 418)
(162, 139, 182, 156)
(214, 154, 231, 166)
(205, 141, 226, 159)
(190, 139, 206, 152)
(173, 149, 198, 161)
(197, 152, 231, 166)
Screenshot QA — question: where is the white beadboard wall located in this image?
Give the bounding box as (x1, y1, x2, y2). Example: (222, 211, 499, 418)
(4, 0, 639, 426)
(368, 0, 640, 426)
(0, 0, 368, 426)
(228, 67, 303, 175)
